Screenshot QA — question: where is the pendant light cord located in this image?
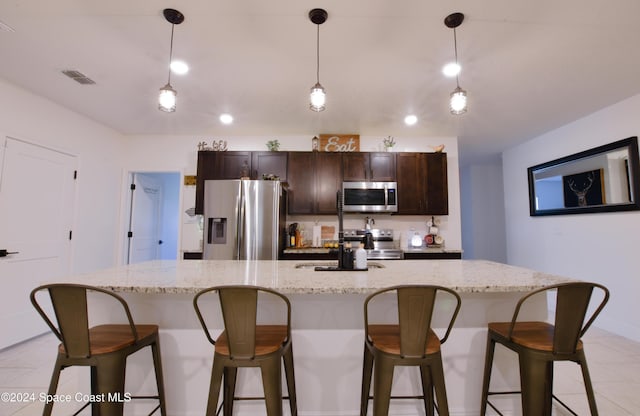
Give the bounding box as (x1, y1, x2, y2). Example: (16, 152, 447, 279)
(167, 24, 175, 85)
(453, 27, 460, 88)
(316, 24, 321, 84)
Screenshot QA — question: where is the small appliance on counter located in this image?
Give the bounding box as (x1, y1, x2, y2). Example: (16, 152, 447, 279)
(343, 229, 403, 260)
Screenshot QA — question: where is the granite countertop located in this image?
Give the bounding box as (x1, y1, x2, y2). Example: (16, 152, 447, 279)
(58, 259, 574, 295)
(403, 247, 463, 253)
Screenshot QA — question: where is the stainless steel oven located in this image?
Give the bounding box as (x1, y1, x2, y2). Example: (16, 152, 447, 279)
(342, 181, 398, 213)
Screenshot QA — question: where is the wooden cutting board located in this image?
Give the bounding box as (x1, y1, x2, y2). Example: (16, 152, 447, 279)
(321, 226, 335, 240)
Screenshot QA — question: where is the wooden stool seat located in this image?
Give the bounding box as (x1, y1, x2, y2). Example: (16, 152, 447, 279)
(368, 324, 441, 355)
(57, 324, 160, 355)
(215, 325, 288, 357)
(488, 321, 584, 352)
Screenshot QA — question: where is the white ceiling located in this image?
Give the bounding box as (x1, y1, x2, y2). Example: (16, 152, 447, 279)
(1, 0, 640, 166)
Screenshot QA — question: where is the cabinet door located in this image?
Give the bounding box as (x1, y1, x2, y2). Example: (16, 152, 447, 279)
(287, 152, 316, 214)
(217, 151, 252, 179)
(342, 152, 369, 181)
(369, 152, 396, 181)
(315, 152, 343, 214)
(396, 153, 426, 214)
(195, 151, 251, 214)
(195, 151, 217, 214)
(425, 153, 448, 214)
(252, 152, 288, 181)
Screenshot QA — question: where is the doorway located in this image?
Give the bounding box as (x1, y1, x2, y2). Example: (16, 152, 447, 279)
(124, 171, 180, 264)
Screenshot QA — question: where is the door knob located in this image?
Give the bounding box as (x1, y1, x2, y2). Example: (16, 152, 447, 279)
(0, 249, 19, 257)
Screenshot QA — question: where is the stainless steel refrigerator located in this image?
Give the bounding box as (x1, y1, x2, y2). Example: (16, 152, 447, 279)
(203, 180, 286, 260)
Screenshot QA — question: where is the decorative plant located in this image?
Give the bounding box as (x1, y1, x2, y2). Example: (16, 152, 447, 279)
(383, 136, 396, 149)
(266, 139, 280, 151)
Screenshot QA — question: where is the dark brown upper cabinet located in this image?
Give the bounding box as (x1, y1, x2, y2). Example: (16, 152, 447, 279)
(342, 152, 396, 181)
(195, 151, 287, 214)
(196, 150, 447, 216)
(396, 152, 448, 215)
(287, 152, 343, 214)
(251, 152, 288, 181)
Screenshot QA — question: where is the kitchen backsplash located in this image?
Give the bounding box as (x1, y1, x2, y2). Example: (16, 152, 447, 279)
(287, 214, 451, 249)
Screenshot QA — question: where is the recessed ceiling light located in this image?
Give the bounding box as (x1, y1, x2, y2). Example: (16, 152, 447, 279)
(219, 114, 233, 124)
(170, 60, 189, 75)
(404, 115, 418, 126)
(442, 62, 461, 77)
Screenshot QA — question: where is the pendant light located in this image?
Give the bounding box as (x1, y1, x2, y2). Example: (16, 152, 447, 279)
(158, 8, 184, 113)
(445, 12, 467, 115)
(309, 8, 328, 112)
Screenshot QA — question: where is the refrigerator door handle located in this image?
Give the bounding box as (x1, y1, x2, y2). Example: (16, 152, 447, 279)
(236, 181, 245, 260)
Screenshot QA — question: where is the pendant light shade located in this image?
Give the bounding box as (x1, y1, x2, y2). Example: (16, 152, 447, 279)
(449, 86, 467, 115)
(158, 9, 184, 113)
(310, 82, 326, 111)
(159, 83, 177, 113)
(309, 8, 328, 112)
(444, 12, 467, 115)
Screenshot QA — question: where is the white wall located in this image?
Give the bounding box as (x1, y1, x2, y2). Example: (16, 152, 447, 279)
(503, 93, 640, 341)
(460, 160, 507, 262)
(123, 134, 463, 251)
(0, 78, 126, 273)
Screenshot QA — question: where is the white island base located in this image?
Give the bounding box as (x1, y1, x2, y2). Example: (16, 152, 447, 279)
(56, 260, 571, 416)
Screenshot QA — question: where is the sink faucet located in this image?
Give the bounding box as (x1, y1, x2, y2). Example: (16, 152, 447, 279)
(337, 191, 345, 269)
(365, 216, 375, 230)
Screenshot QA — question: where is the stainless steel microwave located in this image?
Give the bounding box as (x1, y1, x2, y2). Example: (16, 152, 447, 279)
(342, 182, 398, 213)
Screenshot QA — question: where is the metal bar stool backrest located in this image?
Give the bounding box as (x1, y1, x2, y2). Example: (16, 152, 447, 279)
(219, 287, 259, 360)
(508, 282, 609, 355)
(365, 285, 461, 358)
(30, 283, 138, 359)
(397, 286, 437, 358)
(554, 283, 607, 354)
(193, 285, 292, 355)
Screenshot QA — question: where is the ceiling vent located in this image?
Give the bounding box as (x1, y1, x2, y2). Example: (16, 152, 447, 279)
(61, 70, 96, 85)
(0, 19, 15, 32)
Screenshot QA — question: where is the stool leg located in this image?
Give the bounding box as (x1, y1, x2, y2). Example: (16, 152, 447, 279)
(372, 354, 394, 416)
(430, 353, 450, 416)
(420, 365, 435, 416)
(261, 356, 283, 416)
(206, 358, 225, 416)
(519, 354, 551, 416)
(283, 343, 298, 416)
(577, 350, 599, 416)
(223, 367, 238, 416)
(95, 353, 127, 416)
(360, 344, 374, 416)
(479, 334, 496, 416)
(151, 339, 168, 415)
(43, 356, 64, 416)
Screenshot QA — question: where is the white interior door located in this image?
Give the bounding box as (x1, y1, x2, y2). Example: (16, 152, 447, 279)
(0, 137, 76, 349)
(128, 173, 162, 263)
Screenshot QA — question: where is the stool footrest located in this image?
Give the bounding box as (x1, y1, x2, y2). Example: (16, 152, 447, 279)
(486, 391, 579, 416)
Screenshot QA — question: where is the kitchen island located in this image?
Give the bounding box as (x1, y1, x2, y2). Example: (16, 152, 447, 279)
(56, 260, 573, 416)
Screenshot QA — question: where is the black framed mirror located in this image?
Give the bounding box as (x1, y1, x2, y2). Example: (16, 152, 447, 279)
(528, 136, 640, 216)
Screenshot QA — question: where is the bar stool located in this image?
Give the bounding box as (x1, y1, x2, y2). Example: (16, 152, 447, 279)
(30, 283, 167, 416)
(193, 285, 298, 416)
(360, 285, 461, 416)
(480, 282, 609, 415)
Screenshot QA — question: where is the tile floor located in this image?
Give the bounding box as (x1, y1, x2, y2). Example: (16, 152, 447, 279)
(0, 327, 638, 415)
